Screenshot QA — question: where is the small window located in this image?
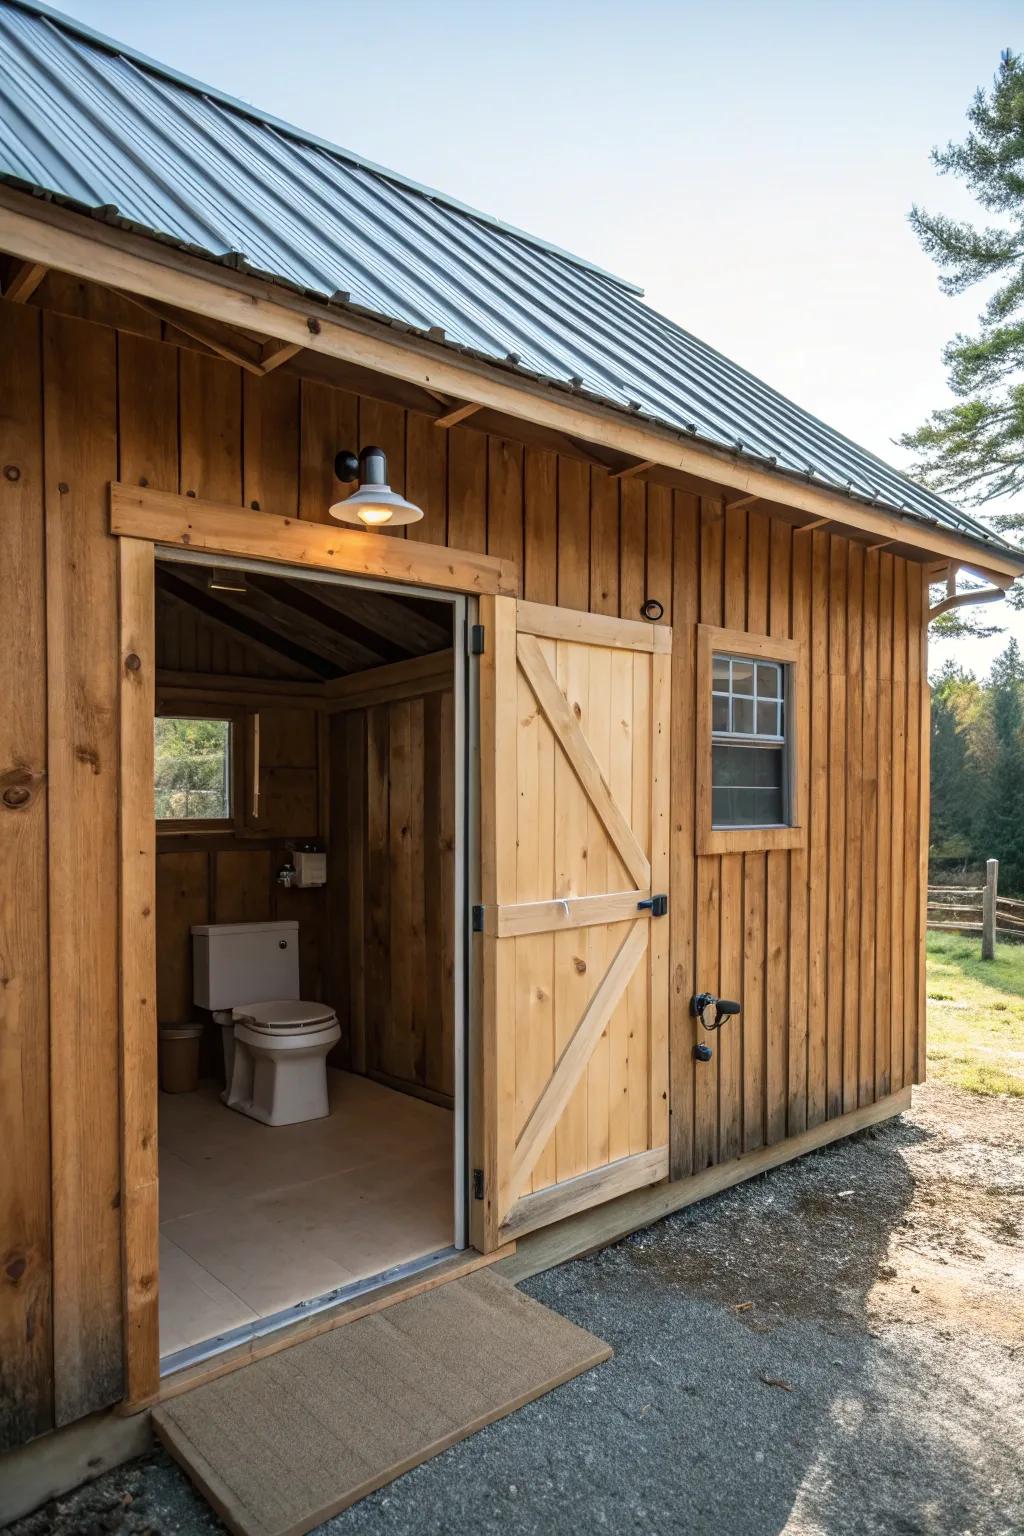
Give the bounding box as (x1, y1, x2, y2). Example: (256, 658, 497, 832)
(711, 653, 787, 828)
(155, 716, 233, 823)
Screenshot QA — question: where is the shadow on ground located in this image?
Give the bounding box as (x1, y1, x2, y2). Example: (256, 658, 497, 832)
(11, 1084, 1023, 1536)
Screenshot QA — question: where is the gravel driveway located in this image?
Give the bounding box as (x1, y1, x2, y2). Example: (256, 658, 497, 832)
(10, 1081, 1022, 1536)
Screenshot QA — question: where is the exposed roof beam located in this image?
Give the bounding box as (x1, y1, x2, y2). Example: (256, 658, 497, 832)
(4, 258, 47, 302)
(120, 290, 266, 373)
(244, 573, 411, 665)
(259, 338, 303, 373)
(609, 458, 656, 481)
(434, 400, 484, 429)
(725, 493, 762, 514)
(3, 188, 1021, 578)
(157, 567, 338, 677)
(794, 515, 831, 534)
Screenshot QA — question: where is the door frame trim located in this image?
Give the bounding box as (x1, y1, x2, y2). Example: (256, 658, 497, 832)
(116, 510, 490, 1406)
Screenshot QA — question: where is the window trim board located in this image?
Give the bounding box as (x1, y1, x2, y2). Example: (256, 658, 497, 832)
(696, 623, 807, 855)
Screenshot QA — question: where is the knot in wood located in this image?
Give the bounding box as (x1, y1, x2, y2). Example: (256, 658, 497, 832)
(1, 766, 42, 810)
(125, 652, 142, 672)
(3, 463, 20, 482)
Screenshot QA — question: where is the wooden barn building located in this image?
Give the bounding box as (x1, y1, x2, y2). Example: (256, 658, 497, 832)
(2, 0, 1022, 1522)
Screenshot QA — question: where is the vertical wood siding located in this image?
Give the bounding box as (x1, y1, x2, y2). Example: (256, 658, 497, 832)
(330, 689, 456, 1104)
(1, 292, 930, 1438)
(0, 303, 52, 1449)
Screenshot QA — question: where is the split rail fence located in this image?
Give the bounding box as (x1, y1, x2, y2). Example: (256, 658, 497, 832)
(926, 858, 1024, 957)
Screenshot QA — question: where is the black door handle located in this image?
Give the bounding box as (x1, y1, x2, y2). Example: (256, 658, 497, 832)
(637, 894, 668, 917)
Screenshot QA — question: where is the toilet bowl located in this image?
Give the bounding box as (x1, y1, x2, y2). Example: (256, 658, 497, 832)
(191, 921, 340, 1128)
(224, 1000, 341, 1127)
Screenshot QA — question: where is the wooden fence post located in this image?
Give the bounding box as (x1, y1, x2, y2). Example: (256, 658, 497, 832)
(982, 858, 998, 960)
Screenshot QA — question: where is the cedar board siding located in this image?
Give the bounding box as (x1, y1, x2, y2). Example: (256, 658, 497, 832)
(0, 292, 928, 1449)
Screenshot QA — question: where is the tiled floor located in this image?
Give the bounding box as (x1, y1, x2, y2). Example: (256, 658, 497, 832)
(158, 1069, 454, 1360)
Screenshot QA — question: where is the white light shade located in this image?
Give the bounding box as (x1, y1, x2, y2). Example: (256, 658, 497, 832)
(329, 481, 424, 527)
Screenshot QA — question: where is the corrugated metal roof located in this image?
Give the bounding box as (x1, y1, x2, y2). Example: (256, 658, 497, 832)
(0, 0, 1015, 560)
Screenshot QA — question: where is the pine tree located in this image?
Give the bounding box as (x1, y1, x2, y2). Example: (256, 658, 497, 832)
(978, 638, 1024, 889)
(901, 49, 1024, 521)
(930, 661, 981, 859)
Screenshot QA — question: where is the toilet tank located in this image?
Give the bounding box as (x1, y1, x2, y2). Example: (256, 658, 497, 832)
(191, 921, 301, 1010)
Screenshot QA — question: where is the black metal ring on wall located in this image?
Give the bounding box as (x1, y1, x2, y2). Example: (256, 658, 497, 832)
(640, 597, 664, 622)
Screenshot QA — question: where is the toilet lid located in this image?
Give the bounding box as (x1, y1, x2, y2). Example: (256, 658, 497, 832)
(232, 1000, 337, 1031)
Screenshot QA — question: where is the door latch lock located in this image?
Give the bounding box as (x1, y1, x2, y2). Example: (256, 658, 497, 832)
(637, 893, 668, 917)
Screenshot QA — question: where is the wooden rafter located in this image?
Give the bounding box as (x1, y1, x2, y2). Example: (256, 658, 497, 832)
(610, 458, 656, 480)
(794, 515, 831, 534)
(244, 573, 411, 665)
(259, 338, 303, 373)
(118, 289, 305, 378)
(434, 400, 484, 429)
(157, 568, 337, 677)
(724, 493, 761, 513)
(4, 259, 47, 303)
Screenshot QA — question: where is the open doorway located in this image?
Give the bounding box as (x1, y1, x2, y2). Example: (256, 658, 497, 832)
(151, 550, 467, 1372)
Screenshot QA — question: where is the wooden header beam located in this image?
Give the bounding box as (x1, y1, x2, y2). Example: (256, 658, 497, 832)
(109, 483, 519, 597)
(3, 187, 1021, 580)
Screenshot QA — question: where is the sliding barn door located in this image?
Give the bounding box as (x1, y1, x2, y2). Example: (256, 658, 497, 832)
(477, 597, 671, 1249)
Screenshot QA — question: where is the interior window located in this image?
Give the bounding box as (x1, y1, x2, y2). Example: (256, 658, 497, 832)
(711, 654, 787, 828)
(155, 716, 232, 822)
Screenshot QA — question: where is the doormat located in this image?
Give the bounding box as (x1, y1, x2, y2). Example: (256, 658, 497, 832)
(153, 1268, 611, 1536)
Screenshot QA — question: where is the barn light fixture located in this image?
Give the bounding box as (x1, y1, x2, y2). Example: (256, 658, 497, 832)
(329, 446, 424, 528)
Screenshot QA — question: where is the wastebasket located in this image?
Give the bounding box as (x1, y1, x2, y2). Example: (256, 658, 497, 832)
(158, 1023, 203, 1094)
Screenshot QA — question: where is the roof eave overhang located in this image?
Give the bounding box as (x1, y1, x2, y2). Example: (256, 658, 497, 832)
(3, 184, 1022, 582)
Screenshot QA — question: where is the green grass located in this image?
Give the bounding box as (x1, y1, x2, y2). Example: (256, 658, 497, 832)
(926, 932, 1024, 1096)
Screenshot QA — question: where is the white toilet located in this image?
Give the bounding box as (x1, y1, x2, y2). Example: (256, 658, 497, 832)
(191, 920, 340, 1127)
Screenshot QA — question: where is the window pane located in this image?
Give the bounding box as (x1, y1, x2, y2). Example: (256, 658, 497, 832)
(155, 717, 231, 821)
(712, 745, 784, 825)
(712, 787, 734, 824)
(712, 695, 730, 732)
(756, 699, 779, 737)
(731, 659, 754, 695)
(756, 662, 780, 699)
(713, 744, 782, 789)
(753, 787, 784, 823)
(712, 654, 730, 686)
(732, 696, 754, 734)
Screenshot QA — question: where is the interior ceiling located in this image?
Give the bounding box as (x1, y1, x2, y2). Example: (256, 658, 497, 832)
(155, 561, 452, 682)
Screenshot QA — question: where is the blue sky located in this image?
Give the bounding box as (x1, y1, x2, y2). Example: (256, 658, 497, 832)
(51, 0, 1024, 675)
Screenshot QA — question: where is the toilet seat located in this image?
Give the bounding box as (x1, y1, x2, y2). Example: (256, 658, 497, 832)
(232, 999, 337, 1033)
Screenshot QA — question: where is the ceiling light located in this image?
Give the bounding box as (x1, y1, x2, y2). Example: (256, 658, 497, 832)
(208, 568, 247, 593)
(329, 446, 424, 528)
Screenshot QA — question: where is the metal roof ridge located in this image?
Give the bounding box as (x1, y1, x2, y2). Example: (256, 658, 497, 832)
(1, 0, 645, 297)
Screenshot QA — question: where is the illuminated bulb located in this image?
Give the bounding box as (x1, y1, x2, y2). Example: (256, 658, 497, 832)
(329, 445, 423, 528)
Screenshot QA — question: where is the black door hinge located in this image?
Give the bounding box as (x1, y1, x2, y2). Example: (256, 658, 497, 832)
(469, 623, 485, 655)
(472, 904, 485, 932)
(638, 893, 669, 917)
(472, 1168, 485, 1200)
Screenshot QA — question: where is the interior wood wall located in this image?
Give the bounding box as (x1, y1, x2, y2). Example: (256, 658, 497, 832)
(0, 286, 928, 1450)
(328, 689, 456, 1105)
